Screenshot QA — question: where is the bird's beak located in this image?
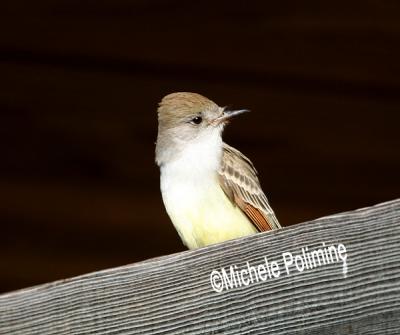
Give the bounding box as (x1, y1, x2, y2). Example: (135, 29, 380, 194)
(212, 109, 250, 126)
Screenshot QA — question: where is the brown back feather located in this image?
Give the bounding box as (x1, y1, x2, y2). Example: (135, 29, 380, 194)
(218, 143, 281, 231)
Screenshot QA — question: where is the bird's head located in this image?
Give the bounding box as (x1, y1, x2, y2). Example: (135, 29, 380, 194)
(156, 92, 248, 165)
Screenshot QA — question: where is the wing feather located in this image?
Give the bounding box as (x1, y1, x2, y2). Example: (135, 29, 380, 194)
(218, 143, 281, 231)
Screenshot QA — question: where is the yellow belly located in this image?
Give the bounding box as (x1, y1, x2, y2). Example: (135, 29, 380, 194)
(163, 181, 257, 249)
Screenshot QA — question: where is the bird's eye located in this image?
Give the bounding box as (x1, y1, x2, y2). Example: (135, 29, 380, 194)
(191, 116, 203, 125)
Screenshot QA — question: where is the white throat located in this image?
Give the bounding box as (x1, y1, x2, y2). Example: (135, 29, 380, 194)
(160, 129, 223, 184)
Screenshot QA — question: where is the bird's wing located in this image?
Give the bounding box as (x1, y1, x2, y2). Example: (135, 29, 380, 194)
(218, 142, 281, 231)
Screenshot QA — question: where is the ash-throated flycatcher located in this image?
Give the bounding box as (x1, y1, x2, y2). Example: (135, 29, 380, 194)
(156, 92, 281, 249)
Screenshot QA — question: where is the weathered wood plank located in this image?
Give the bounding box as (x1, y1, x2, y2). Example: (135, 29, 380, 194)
(1, 199, 399, 334)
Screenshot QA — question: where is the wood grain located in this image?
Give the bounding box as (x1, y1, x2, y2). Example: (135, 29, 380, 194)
(1, 199, 399, 334)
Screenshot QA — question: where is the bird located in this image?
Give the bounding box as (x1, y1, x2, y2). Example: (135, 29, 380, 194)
(155, 92, 281, 249)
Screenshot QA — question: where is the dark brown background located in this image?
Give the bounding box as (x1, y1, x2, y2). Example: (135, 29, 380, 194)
(1, 1, 399, 294)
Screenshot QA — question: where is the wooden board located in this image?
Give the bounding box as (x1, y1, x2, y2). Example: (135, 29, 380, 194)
(1, 199, 399, 334)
